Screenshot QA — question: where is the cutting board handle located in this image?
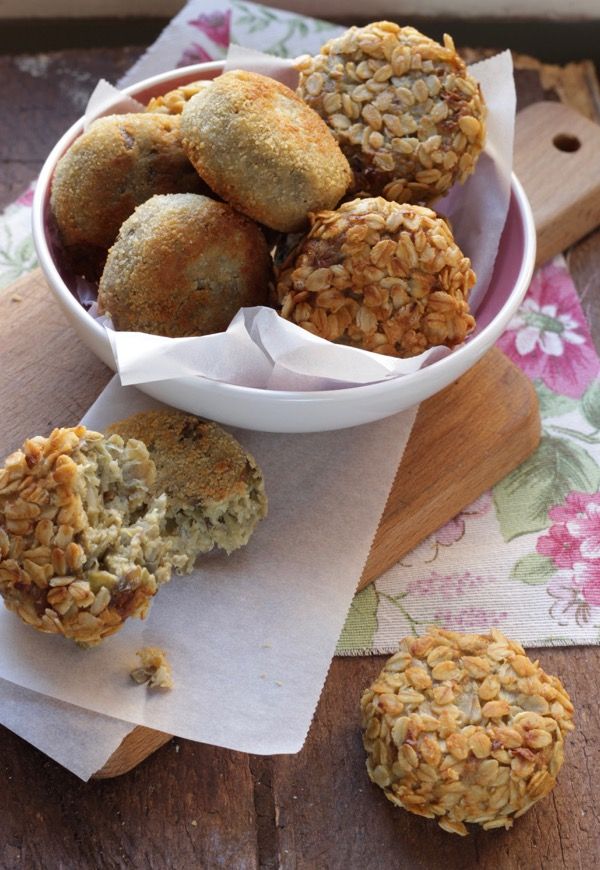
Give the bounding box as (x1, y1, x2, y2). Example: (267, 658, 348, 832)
(515, 101, 600, 265)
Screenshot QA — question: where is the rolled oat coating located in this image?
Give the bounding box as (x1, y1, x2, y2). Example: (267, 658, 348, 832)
(297, 22, 486, 203)
(361, 627, 574, 835)
(276, 196, 475, 357)
(145, 80, 213, 115)
(0, 427, 171, 646)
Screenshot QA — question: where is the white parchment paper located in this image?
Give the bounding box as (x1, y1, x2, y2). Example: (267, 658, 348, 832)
(0, 379, 416, 760)
(70, 49, 515, 391)
(0, 678, 134, 780)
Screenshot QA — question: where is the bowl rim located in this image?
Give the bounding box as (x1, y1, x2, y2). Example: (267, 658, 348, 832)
(32, 60, 537, 406)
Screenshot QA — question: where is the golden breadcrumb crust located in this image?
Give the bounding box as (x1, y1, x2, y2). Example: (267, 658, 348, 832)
(181, 70, 352, 233)
(98, 193, 272, 337)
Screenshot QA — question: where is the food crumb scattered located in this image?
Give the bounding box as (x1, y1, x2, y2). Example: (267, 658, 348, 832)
(130, 646, 173, 689)
(10, 293, 23, 302)
(275, 680, 283, 687)
(191, 820, 198, 828)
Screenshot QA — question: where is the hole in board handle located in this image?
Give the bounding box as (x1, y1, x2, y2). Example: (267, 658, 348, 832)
(553, 133, 581, 153)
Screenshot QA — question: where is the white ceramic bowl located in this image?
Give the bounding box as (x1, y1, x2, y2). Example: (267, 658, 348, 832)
(33, 62, 536, 433)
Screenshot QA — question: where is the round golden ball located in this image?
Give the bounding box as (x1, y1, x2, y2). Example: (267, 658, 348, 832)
(297, 22, 486, 203)
(276, 196, 475, 357)
(180, 70, 352, 233)
(361, 627, 574, 835)
(50, 113, 205, 275)
(98, 193, 272, 337)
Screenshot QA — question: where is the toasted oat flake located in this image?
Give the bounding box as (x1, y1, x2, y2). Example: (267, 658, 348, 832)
(361, 627, 574, 834)
(0, 426, 168, 647)
(297, 22, 486, 203)
(145, 80, 212, 115)
(131, 646, 173, 690)
(276, 196, 475, 357)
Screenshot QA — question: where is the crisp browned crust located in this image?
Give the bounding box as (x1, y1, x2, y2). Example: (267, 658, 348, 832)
(50, 113, 205, 255)
(180, 70, 352, 233)
(297, 22, 486, 203)
(106, 410, 264, 512)
(361, 627, 575, 835)
(276, 196, 475, 357)
(98, 193, 272, 337)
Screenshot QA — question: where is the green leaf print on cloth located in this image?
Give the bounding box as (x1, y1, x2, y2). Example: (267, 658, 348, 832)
(510, 553, 556, 585)
(0, 223, 37, 290)
(581, 380, 600, 430)
(534, 381, 578, 419)
(336, 584, 378, 653)
(494, 435, 600, 541)
(231, 0, 335, 58)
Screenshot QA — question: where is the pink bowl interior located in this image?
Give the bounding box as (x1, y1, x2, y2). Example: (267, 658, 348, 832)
(474, 190, 524, 335)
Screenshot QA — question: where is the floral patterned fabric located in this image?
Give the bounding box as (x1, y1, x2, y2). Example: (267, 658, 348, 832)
(1, 1, 599, 651)
(339, 259, 600, 652)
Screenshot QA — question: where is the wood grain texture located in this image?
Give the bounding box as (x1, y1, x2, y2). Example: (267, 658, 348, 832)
(0, 48, 142, 210)
(1, 43, 600, 870)
(515, 101, 600, 265)
(93, 727, 173, 780)
(360, 348, 540, 589)
(0, 725, 260, 870)
(268, 652, 599, 870)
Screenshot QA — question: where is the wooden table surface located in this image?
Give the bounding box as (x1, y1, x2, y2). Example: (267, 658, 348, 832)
(1, 43, 599, 870)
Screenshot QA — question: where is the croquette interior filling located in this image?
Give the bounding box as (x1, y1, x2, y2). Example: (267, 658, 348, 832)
(1, 420, 267, 646)
(168, 473, 266, 573)
(72, 436, 171, 599)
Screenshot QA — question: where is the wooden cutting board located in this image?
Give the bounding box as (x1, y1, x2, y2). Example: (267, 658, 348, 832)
(2, 99, 600, 778)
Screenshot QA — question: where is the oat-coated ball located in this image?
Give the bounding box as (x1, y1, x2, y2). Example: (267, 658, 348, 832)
(0, 426, 170, 646)
(180, 70, 352, 233)
(276, 196, 475, 358)
(361, 627, 574, 836)
(50, 113, 205, 275)
(98, 193, 272, 337)
(145, 80, 213, 115)
(297, 22, 486, 203)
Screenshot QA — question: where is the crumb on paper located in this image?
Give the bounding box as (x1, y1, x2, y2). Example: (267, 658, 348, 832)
(10, 293, 23, 302)
(260, 642, 272, 648)
(130, 645, 173, 690)
(275, 680, 283, 687)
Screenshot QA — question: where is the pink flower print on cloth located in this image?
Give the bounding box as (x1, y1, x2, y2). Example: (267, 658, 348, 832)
(538, 491, 600, 564)
(434, 492, 492, 548)
(178, 43, 215, 66)
(547, 565, 599, 628)
(188, 10, 231, 47)
(498, 260, 599, 398)
(176, 9, 231, 67)
(539, 491, 600, 628)
(566, 498, 600, 559)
